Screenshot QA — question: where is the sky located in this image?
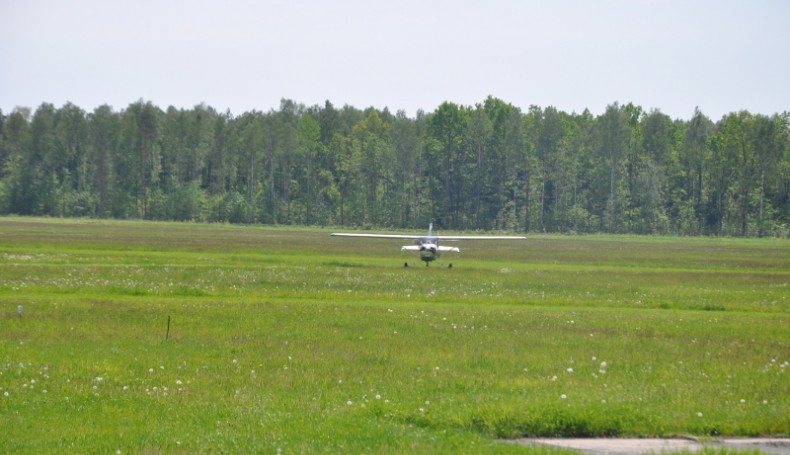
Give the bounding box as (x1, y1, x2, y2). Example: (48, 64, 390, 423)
(1, 0, 788, 121)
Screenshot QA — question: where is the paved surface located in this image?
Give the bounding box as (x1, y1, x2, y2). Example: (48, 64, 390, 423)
(512, 438, 790, 454)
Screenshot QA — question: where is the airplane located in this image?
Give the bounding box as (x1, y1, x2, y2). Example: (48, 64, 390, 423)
(331, 223, 526, 267)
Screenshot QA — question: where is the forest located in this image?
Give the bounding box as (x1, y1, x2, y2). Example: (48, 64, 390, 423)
(0, 97, 788, 237)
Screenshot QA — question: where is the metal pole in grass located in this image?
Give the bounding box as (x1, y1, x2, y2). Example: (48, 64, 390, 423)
(166, 315, 171, 341)
(17, 305, 23, 319)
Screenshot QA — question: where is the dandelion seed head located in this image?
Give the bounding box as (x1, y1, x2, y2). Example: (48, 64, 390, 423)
(560, 394, 567, 399)
(346, 400, 353, 406)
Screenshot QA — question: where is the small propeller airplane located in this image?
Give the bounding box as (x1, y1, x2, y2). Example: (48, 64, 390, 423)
(331, 223, 526, 267)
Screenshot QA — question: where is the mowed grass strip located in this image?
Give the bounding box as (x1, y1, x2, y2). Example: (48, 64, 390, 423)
(0, 218, 788, 453)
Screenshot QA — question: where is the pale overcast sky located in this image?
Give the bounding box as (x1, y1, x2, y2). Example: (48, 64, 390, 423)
(1, 0, 788, 120)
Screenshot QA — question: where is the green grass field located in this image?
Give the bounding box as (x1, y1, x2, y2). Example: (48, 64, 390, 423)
(1, 217, 788, 453)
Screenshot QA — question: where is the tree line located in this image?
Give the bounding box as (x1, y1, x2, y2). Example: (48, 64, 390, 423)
(0, 98, 788, 236)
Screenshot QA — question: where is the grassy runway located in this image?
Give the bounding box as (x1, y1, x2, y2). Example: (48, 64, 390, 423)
(0, 218, 788, 453)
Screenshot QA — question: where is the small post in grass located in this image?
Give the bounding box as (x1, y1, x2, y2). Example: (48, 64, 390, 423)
(17, 305, 23, 319)
(166, 315, 171, 341)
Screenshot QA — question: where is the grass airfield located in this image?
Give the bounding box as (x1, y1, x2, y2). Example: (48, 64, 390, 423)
(0, 218, 788, 453)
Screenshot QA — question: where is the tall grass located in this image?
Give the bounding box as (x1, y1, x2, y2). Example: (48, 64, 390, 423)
(0, 218, 787, 453)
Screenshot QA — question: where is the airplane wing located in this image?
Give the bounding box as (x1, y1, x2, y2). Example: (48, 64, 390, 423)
(331, 233, 526, 240)
(331, 233, 421, 239)
(434, 235, 527, 240)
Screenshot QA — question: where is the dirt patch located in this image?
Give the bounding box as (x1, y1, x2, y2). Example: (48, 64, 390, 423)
(512, 438, 790, 454)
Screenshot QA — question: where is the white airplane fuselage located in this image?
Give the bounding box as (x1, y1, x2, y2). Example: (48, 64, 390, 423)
(401, 236, 459, 264)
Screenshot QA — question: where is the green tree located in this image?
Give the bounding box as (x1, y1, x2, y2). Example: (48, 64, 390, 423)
(6, 103, 60, 215)
(390, 110, 425, 227)
(116, 101, 161, 218)
(633, 109, 676, 233)
(751, 114, 788, 236)
(296, 113, 322, 224)
(535, 106, 565, 231)
(424, 102, 471, 229)
(680, 108, 713, 234)
(592, 103, 631, 232)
